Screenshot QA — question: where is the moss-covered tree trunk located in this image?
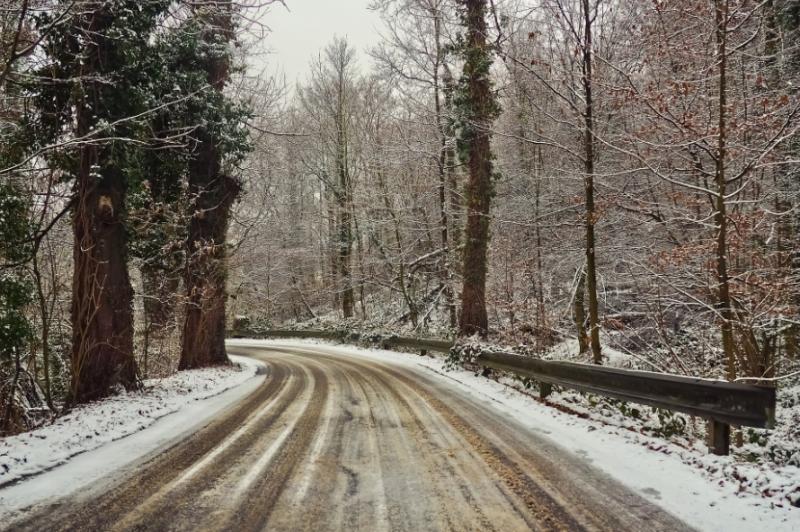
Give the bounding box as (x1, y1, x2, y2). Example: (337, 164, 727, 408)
(179, 161, 239, 369)
(458, 0, 496, 338)
(69, 6, 137, 403)
(179, 3, 237, 369)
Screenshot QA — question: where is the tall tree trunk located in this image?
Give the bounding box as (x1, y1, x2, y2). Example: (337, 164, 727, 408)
(582, 0, 602, 364)
(433, 7, 457, 330)
(713, 0, 737, 380)
(337, 197, 354, 319)
(352, 207, 368, 320)
(31, 252, 51, 408)
(335, 71, 355, 319)
(765, 0, 798, 366)
(179, 170, 238, 370)
(326, 182, 340, 311)
(574, 267, 589, 354)
(70, 7, 137, 403)
(444, 67, 462, 260)
(179, 3, 237, 369)
(459, 0, 495, 338)
(534, 146, 547, 344)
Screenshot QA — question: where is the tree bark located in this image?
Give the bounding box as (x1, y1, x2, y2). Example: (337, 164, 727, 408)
(179, 3, 237, 369)
(459, 0, 495, 338)
(31, 252, 51, 407)
(444, 67, 462, 256)
(534, 146, 547, 345)
(582, 0, 602, 364)
(432, 7, 457, 330)
(713, 0, 737, 381)
(69, 6, 137, 403)
(179, 171, 238, 370)
(574, 267, 589, 354)
(335, 64, 355, 319)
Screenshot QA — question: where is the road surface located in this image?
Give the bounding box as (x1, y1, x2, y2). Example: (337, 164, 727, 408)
(5, 343, 692, 531)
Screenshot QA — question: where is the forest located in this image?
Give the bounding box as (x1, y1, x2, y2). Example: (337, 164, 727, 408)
(1, 0, 799, 442)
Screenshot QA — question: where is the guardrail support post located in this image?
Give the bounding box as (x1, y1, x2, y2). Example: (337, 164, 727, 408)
(708, 419, 730, 456)
(420, 349, 428, 357)
(539, 382, 553, 399)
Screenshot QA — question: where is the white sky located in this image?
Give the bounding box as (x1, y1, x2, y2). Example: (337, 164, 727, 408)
(248, 0, 383, 87)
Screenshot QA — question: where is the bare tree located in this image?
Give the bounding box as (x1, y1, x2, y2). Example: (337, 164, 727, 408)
(298, 38, 360, 319)
(371, 0, 461, 328)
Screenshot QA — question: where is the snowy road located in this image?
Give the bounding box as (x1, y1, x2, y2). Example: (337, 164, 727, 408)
(5, 343, 692, 531)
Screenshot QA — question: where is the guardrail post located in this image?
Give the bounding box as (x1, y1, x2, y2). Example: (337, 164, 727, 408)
(708, 419, 730, 456)
(420, 349, 428, 357)
(539, 382, 553, 399)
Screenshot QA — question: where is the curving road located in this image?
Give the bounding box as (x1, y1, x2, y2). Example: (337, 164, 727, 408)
(5, 343, 692, 532)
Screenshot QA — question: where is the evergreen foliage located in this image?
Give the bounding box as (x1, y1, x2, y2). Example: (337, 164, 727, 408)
(0, 182, 33, 368)
(31, 0, 173, 191)
(129, 16, 252, 271)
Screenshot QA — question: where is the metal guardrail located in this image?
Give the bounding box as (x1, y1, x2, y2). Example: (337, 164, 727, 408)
(478, 351, 775, 455)
(228, 328, 776, 455)
(382, 335, 454, 354)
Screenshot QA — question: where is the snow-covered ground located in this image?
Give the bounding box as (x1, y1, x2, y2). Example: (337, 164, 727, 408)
(232, 338, 800, 532)
(0, 355, 265, 516)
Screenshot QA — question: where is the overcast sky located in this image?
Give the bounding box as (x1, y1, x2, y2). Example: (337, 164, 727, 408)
(250, 0, 382, 87)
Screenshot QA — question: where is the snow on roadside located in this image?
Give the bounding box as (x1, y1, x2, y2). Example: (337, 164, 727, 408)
(231, 339, 800, 531)
(0, 355, 263, 488)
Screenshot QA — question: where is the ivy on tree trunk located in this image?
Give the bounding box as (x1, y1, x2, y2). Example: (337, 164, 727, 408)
(456, 0, 499, 338)
(68, 6, 137, 403)
(179, 3, 240, 369)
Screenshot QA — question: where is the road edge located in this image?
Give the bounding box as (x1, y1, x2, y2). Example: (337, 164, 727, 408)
(0, 355, 268, 520)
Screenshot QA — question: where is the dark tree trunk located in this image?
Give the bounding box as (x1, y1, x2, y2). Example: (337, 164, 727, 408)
(326, 183, 340, 311)
(459, 0, 495, 338)
(179, 4, 237, 370)
(574, 267, 589, 354)
(179, 169, 239, 369)
(581, 0, 602, 364)
(713, 0, 736, 380)
(444, 68, 462, 261)
(337, 196, 354, 319)
(534, 147, 547, 346)
(69, 7, 137, 403)
(335, 72, 355, 319)
(32, 253, 52, 407)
